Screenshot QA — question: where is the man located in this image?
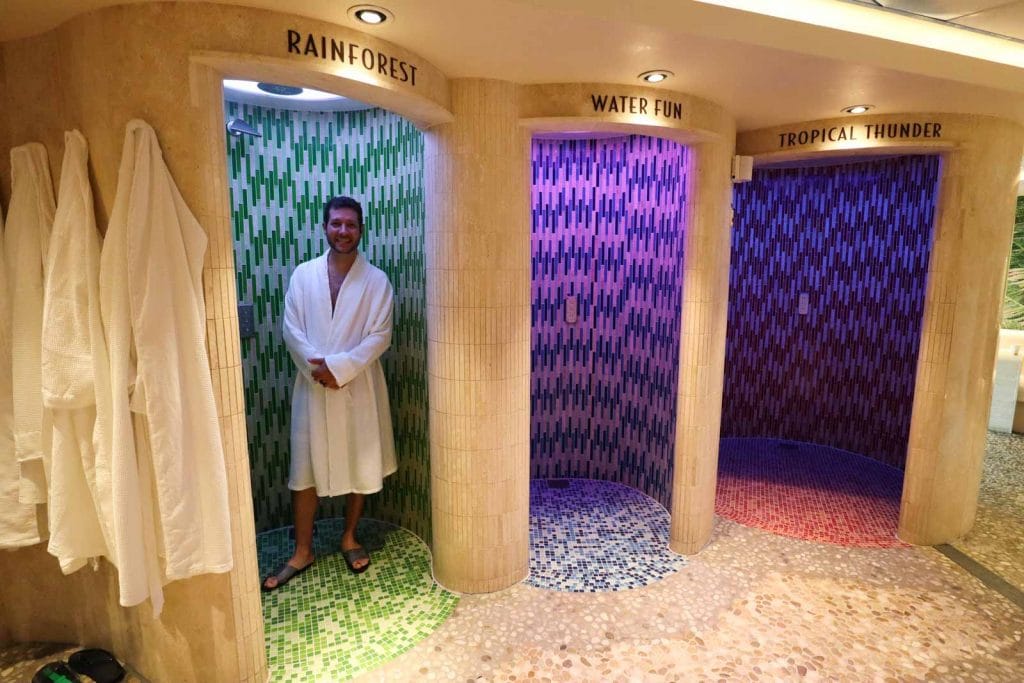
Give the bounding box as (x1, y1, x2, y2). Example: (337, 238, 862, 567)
(262, 196, 397, 591)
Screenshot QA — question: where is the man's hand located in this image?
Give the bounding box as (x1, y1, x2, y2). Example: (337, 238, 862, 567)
(308, 357, 340, 389)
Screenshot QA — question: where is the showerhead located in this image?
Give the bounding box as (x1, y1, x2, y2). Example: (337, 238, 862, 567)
(226, 118, 261, 138)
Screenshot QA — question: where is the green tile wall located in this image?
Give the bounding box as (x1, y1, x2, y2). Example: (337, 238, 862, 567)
(1002, 196, 1024, 330)
(225, 101, 429, 542)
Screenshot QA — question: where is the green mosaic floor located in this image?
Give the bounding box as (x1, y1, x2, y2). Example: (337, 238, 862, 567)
(258, 517, 457, 682)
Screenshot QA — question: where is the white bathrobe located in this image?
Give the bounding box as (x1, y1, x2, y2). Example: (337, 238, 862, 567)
(41, 130, 111, 573)
(0, 200, 44, 548)
(97, 120, 232, 614)
(5, 143, 55, 508)
(284, 251, 397, 496)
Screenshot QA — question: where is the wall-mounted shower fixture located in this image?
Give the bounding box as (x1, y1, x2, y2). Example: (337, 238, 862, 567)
(226, 118, 261, 138)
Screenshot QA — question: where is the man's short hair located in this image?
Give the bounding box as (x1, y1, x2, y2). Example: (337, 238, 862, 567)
(322, 196, 364, 227)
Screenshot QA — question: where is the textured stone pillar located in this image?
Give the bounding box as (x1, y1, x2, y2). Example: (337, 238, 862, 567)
(899, 118, 1024, 545)
(190, 63, 268, 682)
(425, 80, 531, 592)
(669, 140, 735, 554)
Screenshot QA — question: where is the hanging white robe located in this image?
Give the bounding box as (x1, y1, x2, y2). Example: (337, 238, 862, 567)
(0, 199, 44, 548)
(96, 120, 232, 614)
(5, 143, 54, 508)
(41, 130, 111, 573)
(283, 251, 397, 496)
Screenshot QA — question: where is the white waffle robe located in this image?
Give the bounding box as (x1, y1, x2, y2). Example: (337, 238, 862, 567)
(96, 120, 232, 614)
(0, 195, 45, 548)
(283, 252, 397, 496)
(41, 130, 111, 573)
(5, 143, 54, 509)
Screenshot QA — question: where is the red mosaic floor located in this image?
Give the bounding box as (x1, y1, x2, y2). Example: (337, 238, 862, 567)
(715, 437, 909, 548)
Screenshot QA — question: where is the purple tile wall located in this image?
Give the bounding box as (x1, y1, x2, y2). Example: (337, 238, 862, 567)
(722, 156, 940, 469)
(531, 136, 687, 507)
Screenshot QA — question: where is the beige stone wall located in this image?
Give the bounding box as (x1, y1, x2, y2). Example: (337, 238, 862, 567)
(519, 83, 731, 143)
(738, 114, 1024, 546)
(0, 49, 9, 210)
(899, 118, 1024, 544)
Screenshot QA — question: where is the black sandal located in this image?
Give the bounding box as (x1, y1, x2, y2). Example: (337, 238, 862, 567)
(261, 559, 314, 592)
(68, 648, 126, 683)
(342, 546, 371, 575)
(33, 661, 81, 683)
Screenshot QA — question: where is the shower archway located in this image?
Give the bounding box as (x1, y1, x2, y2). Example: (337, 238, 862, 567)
(190, 32, 453, 683)
(518, 85, 737, 564)
(720, 152, 940, 547)
(734, 115, 1024, 547)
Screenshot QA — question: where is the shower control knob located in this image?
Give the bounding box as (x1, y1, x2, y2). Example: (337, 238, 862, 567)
(565, 294, 578, 324)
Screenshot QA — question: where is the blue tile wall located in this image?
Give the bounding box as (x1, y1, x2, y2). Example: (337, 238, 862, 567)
(530, 136, 687, 508)
(722, 156, 940, 469)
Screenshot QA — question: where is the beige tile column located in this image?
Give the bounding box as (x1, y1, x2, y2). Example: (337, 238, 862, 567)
(669, 140, 735, 554)
(190, 63, 268, 682)
(425, 79, 531, 593)
(899, 119, 1024, 545)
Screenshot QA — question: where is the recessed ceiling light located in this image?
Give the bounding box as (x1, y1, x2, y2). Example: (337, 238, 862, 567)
(257, 82, 303, 97)
(639, 70, 673, 84)
(224, 79, 344, 102)
(842, 104, 873, 114)
(349, 5, 393, 25)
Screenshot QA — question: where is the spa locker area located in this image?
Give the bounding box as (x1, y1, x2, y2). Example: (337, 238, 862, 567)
(3, 2, 1024, 681)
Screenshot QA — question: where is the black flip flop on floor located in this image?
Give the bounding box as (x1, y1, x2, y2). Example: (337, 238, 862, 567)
(262, 560, 314, 592)
(68, 648, 126, 683)
(342, 546, 371, 574)
(32, 661, 81, 683)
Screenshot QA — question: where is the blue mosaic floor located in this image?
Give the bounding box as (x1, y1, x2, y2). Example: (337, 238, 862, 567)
(257, 517, 457, 682)
(526, 478, 687, 592)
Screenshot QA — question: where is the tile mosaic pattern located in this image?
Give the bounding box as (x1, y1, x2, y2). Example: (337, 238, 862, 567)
(715, 437, 907, 548)
(952, 432, 1024, 590)
(1000, 197, 1024, 329)
(526, 478, 686, 592)
(724, 156, 940, 469)
(375, 515, 1023, 680)
(531, 137, 687, 508)
(225, 102, 430, 540)
(257, 517, 456, 682)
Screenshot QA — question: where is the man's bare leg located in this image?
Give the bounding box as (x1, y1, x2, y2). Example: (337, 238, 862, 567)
(342, 493, 368, 570)
(263, 487, 318, 589)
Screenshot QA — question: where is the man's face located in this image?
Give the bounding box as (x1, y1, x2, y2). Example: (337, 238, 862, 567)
(324, 207, 362, 255)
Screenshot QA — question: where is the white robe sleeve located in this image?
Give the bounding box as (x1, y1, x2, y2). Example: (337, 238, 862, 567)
(6, 143, 55, 506)
(282, 266, 321, 382)
(323, 275, 394, 387)
(0, 196, 45, 548)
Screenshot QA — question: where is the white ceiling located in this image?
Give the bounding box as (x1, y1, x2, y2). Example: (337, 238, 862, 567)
(3, 0, 1024, 131)
(856, 0, 1024, 39)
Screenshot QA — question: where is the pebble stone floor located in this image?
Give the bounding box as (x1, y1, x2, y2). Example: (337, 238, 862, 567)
(3, 436, 1021, 681)
(372, 436, 1024, 681)
(953, 432, 1024, 590)
(715, 437, 908, 548)
(526, 479, 686, 592)
(258, 517, 457, 682)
